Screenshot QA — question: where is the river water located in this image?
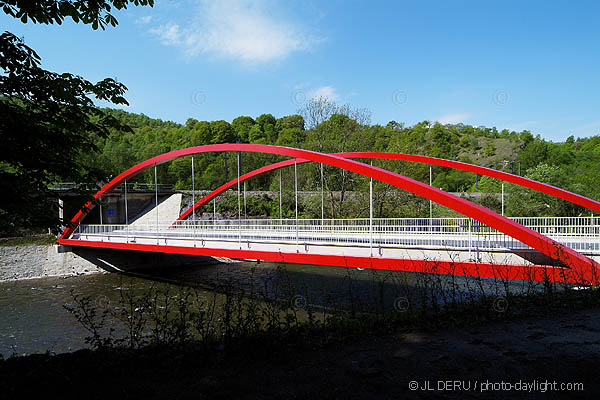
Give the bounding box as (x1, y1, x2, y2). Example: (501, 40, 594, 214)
(0, 259, 529, 357)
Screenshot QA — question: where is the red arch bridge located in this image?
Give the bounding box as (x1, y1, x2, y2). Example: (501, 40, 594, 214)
(57, 144, 600, 286)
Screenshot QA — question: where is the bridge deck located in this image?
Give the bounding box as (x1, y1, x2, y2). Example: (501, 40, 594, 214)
(69, 217, 600, 265)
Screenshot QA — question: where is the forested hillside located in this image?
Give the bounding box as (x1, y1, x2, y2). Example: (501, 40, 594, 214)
(87, 99, 600, 219)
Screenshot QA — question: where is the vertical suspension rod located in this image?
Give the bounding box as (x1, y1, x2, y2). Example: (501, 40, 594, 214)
(124, 179, 128, 242)
(370, 160, 373, 256)
(501, 182, 505, 216)
(155, 165, 159, 244)
(295, 159, 298, 250)
(192, 156, 196, 246)
(321, 162, 324, 223)
(237, 151, 241, 248)
(429, 166, 433, 231)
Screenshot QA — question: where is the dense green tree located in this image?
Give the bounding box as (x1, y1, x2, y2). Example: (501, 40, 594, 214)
(256, 113, 276, 129)
(248, 124, 267, 143)
(484, 142, 496, 156)
(231, 116, 255, 143)
(469, 175, 501, 193)
(209, 120, 235, 144)
(517, 138, 548, 171)
(305, 113, 367, 217)
(275, 115, 305, 132)
(255, 113, 276, 142)
(0, 0, 153, 235)
(275, 128, 306, 148)
(433, 169, 476, 192)
(78, 107, 600, 219)
(506, 163, 584, 217)
(189, 121, 212, 146)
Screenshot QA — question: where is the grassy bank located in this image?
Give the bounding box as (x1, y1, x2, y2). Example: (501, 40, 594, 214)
(0, 234, 56, 247)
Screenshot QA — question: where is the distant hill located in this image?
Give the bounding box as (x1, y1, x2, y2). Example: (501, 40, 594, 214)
(87, 105, 600, 218)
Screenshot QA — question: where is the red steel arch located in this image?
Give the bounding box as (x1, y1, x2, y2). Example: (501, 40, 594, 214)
(58, 144, 599, 284)
(178, 152, 600, 221)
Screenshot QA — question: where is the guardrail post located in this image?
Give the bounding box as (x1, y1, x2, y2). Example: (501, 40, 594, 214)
(125, 180, 128, 243)
(468, 218, 472, 260)
(429, 166, 433, 220)
(192, 156, 196, 247)
(370, 160, 373, 256)
(321, 163, 324, 223)
(295, 159, 299, 251)
(155, 164, 159, 245)
(501, 183, 505, 216)
(237, 151, 242, 249)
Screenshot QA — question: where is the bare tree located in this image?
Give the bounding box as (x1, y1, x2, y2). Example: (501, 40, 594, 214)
(298, 97, 372, 131)
(298, 97, 338, 132)
(298, 97, 373, 217)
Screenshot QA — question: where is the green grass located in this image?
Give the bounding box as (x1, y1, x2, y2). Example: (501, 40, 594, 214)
(0, 234, 56, 247)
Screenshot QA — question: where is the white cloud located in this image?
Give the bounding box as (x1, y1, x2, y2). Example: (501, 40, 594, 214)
(149, 0, 320, 63)
(437, 113, 471, 125)
(309, 86, 339, 102)
(152, 23, 180, 45)
(135, 15, 152, 24)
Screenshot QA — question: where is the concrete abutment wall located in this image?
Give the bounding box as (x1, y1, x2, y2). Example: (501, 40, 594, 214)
(0, 244, 222, 282)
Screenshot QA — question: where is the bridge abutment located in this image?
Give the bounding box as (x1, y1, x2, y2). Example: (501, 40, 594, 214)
(0, 242, 223, 282)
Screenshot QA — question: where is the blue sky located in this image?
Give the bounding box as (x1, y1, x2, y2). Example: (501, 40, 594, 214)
(2, 0, 600, 140)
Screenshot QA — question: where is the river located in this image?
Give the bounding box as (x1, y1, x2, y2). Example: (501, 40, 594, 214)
(0, 259, 531, 357)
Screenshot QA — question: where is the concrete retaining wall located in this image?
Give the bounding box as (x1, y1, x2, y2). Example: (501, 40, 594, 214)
(0, 245, 104, 281)
(0, 244, 225, 282)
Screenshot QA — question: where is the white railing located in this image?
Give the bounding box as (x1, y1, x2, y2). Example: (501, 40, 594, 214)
(49, 182, 174, 191)
(72, 216, 600, 254)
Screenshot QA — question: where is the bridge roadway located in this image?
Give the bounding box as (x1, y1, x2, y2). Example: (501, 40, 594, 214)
(71, 217, 600, 266)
